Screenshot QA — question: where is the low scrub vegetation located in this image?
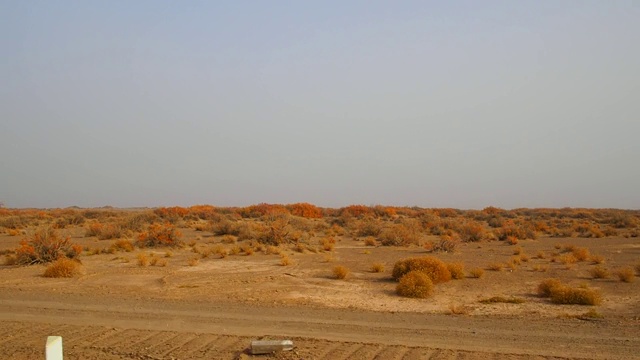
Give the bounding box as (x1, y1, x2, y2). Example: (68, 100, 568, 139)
(537, 279, 602, 305)
(447, 262, 465, 280)
(333, 265, 350, 279)
(43, 257, 82, 278)
(392, 256, 451, 284)
(589, 266, 610, 279)
(12, 227, 81, 265)
(479, 296, 525, 304)
(137, 223, 182, 247)
(468, 267, 484, 278)
(370, 262, 385, 273)
(614, 267, 635, 283)
(396, 271, 434, 298)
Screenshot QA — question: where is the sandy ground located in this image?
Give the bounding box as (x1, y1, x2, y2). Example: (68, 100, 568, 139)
(1, 230, 639, 359)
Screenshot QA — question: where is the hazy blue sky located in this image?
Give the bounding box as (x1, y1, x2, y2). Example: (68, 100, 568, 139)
(1, 1, 639, 209)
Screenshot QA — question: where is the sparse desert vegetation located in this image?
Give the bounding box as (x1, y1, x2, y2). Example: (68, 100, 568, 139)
(0, 205, 638, 358)
(43, 257, 82, 278)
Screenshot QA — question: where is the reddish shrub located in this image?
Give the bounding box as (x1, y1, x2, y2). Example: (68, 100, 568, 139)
(137, 223, 182, 247)
(14, 227, 80, 265)
(287, 203, 323, 218)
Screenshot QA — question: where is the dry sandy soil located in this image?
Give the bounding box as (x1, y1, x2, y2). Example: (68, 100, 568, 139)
(1, 228, 639, 359)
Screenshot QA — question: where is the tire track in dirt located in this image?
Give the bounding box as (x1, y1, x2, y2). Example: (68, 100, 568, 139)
(157, 333, 198, 357)
(348, 343, 384, 360)
(373, 344, 410, 360)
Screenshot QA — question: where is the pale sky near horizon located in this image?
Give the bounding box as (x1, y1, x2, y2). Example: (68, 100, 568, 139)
(1, 1, 639, 209)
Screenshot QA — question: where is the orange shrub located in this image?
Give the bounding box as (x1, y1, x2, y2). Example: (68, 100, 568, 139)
(459, 222, 485, 242)
(43, 258, 82, 278)
(137, 223, 182, 247)
(14, 227, 80, 265)
(340, 205, 373, 218)
(287, 203, 323, 218)
(333, 265, 350, 279)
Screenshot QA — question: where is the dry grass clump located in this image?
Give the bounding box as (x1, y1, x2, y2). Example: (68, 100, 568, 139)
(537, 278, 563, 297)
(534, 251, 546, 259)
(229, 245, 241, 255)
(572, 247, 590, 261)
(550, 286, 602, 305)
(370, 262, 385, 273)
(557, 254, 577, 264)
(578, 308, 603, 320)
(137, 253, 149, 267)
(392, 256, 451, 284)
(110, 239, 134, 252)
(241, 244, 255, 255)
(279, 254, 292, 266)
(589, 266, 610, 279)
(264, 245, 282, 255)
(364, 237, 377, 246)
(430, 235, 459, 253)
(537, 279, 602, 305)
(213, 245, 228, 258)
(479, 296, 525, 304)
(513, 247, 522, 255)
(396, 271, 434, 298)
(506, 236, 519, 245)
(43, 258, 82, 278)
(614, 267, 635, 283)
(469, 268, 485, 278)
(150, 256, 167, 267)
(487, 263, 504, 272)
(333, 265, 350, 279)
(590, 254, 605, 264)
(447, 262, 465, 280)
(447, 303, 470, 315)
(531, 264, 549, 272)
(188, 257, 200, 266)
(219, 235, 237, 244)
(320, 237, 336, 252)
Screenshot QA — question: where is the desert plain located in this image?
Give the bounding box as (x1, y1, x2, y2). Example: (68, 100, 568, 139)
(0, 205, 638, 359)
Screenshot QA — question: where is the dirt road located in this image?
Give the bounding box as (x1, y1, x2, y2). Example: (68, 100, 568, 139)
(0, 290, 638, 360)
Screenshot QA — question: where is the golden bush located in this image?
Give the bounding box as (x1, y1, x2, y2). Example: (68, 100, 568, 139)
(43, 258, 81, 278)
(392, 256, 451, 284)
(396, 271, 434, 298)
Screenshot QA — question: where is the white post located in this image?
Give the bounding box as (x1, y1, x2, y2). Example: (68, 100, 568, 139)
(45, 336, 63, 360)
(250, 340, 294, 355)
